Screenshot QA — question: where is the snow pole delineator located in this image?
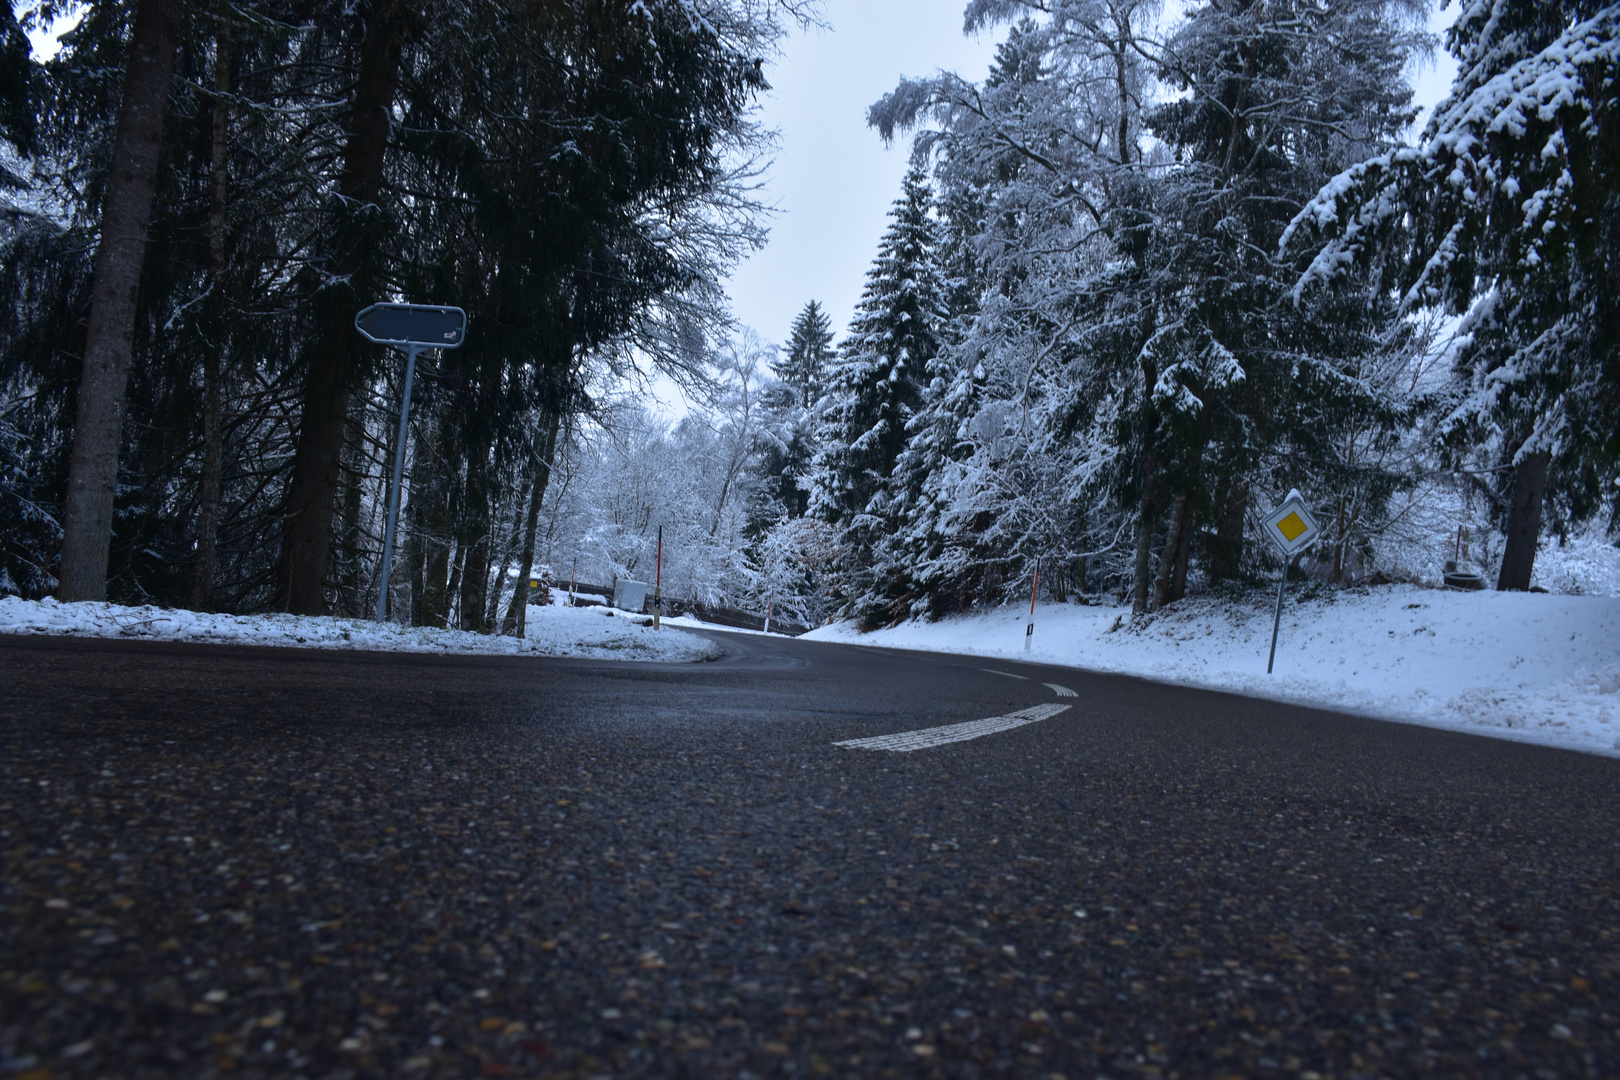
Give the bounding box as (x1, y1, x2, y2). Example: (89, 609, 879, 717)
(1025, 556, 1041, 652)
(652, 525, 663, 630)
(355, 303, 467, 622)
(1258, 490, 1321, 674)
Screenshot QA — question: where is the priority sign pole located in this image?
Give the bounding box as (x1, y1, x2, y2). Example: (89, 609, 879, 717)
(1267, 555, 1289, 675)
(1259, 490, 1321, 674)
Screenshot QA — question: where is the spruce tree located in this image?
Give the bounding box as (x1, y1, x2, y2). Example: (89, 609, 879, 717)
(1289, 0, 1620, 589)
(809, 166, 947, 619)
(810, 166, 946, 528)
(779, 300, 835, 409)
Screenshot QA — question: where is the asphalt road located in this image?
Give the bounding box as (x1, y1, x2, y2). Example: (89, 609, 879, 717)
(2, 630, 1618, 1080)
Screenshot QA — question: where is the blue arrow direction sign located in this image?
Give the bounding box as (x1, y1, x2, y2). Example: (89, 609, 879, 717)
(355, 303, 467, 348)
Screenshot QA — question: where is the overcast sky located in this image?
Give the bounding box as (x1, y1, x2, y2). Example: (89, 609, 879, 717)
(726, 0, 1002, 346)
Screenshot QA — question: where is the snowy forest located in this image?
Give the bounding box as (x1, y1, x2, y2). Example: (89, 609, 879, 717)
(0, 0, 1616, 632)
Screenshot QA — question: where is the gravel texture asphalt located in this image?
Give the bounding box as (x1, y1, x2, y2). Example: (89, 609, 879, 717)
(2, 630, 1619, 1080)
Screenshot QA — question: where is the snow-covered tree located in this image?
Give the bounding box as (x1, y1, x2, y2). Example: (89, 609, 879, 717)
(1288, 0, 1620, 589)
(810, 167, 947, 524)
(808, 166, 948, 620)
(869, 0, 1429, 616)
(778, 300, 836, 409)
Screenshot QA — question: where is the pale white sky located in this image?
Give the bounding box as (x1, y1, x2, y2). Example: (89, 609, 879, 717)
(727, 0, 1002, 345)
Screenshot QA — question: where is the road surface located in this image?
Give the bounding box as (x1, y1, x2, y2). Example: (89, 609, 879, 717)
(2, 630, 1617, 1078)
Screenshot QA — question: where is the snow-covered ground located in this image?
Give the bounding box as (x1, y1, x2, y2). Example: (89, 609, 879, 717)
(0, 595, 722, 663)
(805, 584, 1620, 757)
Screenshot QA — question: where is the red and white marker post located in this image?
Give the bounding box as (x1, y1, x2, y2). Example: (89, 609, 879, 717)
(1025, 556, 1041, 652)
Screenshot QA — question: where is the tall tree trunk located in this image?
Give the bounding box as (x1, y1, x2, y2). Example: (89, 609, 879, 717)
(1496, 450, 1550, 591)
(1152, 491, 1187, 611)
(274, 1, 406, 613)
(456, 453, 490, 632)
(57, 0, 181, 601)
(447, 545, 466, 623)
(187, 17, 230, 612)
(1169, 515, 1192, 603)
(486, 496, 526, 630)
(337, 397, 366, 615)
(1208, 477, 1248, 582)
(413, 416, 455, 628)
(1132, 447, 1156, 616)
(504, 412, 561, 636)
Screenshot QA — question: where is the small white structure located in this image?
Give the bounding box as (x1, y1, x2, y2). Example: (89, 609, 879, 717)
(613, 579, 649, 613)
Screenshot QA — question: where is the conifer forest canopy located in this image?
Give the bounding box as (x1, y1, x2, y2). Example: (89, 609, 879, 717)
(0, 0, 1614, 628)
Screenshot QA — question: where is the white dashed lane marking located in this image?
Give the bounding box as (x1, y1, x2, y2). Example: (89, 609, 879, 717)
(834, 703, 1072, 753)
(976, 667, 1029, 680)
(1044, 683, 1077, 697)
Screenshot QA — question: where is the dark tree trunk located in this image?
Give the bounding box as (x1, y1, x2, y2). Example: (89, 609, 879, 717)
(445, 542, 466, 626)
(58, 0, 181, 601)
(336, 397, 366, 615)
(457, 468, 490, 633)
(274, 1, 406, 613)
(503, 412, 561, 636)
(1169, 511, 1192, 603)
(1207, 477, 1248, 582)
(412, 418, 454, 628)
(1132, 448, 1156, 616)
(1496, 450, 1550, 591)
(187, 19, 230, 612)
(486, 496, 526, 630)
(1152, 491, 1187, 610)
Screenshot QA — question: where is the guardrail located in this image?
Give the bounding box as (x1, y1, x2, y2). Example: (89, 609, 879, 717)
(561, 583, 807, 636)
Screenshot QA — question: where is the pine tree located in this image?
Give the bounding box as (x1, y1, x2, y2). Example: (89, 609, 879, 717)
(809, 165, 947, 620)
(1289, 0, 1620, 589)
(779, 301, 835, 409)
(810, 166, 946, 526)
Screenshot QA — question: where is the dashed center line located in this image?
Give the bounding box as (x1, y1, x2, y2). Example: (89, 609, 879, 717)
(977, 667, 1029, 680)
(834, 703, 1072, 753)
(1044, 683, 1077, 697)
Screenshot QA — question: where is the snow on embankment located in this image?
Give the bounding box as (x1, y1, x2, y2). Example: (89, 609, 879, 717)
(804, 584, 1620, 756)
(0, 596, 721, 663)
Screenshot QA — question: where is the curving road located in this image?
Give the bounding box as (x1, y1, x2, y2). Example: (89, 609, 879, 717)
(2, 629, 1619, 1078)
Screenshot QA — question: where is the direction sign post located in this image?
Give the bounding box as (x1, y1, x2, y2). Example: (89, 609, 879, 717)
(355, 303, 467, 622)
(1259, 490, 1321, 674)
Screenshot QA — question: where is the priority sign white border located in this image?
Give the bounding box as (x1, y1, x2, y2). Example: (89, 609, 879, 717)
(1260, 495, 1320, 557)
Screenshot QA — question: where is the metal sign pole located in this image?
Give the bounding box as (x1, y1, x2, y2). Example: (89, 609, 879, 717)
(355, 302, 466, 624)
(1267, 555, 1290, 675)
(652, 525, 663, 630)
(375, 343, 419, 622)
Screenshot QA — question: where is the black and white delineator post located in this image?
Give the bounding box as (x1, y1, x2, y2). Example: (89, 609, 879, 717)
(1025, 556, 1041, 652)
(355, 302, 467, 621)
(1259, 490, 1321, 674)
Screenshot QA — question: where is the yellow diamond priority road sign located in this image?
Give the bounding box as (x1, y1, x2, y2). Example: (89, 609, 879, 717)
(1261, 494, 1320, 557)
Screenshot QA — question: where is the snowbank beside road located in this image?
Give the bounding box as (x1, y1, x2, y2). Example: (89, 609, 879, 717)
(805, 584, 1620, 756)
(0, 596, 722, 663)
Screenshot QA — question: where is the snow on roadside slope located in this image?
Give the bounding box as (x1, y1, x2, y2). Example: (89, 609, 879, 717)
(804, 584, 1620, 756)
(0, 596, 722, 663)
